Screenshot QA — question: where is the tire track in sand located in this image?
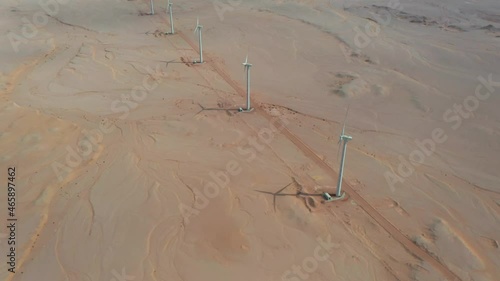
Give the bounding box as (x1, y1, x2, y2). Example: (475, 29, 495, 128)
(136, 2, 462, 280)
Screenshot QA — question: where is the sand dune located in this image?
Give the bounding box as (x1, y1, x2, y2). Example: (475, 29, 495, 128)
(1, 0, 499, 280)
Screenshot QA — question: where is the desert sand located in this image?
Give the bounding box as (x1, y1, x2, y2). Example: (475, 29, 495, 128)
(0, 0, 499, 280)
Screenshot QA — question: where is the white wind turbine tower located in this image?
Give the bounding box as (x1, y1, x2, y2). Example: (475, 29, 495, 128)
(239, 55, 253, 112)
(193, 18, 203, 63)
(166, 0, 174, 34)
(150, 0, 155, 15)
(335, 106, 352, 198)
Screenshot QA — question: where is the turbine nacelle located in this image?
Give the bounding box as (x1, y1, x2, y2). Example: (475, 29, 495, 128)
(340, 135, 352, 142)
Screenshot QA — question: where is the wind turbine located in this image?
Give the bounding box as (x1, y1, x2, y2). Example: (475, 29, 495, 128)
(335, 106, 352, 198)
(166, 0, 174, 34)
(193, 18, 203, 63)
(239, 55, 253, 112)
(150, 0, 155, 15)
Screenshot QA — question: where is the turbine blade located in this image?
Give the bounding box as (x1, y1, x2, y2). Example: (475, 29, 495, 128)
(341, 105, 349, 136)
(194, 18, 199, 33)
(336, 138, 342, 161)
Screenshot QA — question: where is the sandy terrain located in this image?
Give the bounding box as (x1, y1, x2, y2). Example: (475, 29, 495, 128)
(0, 0, 499, 280)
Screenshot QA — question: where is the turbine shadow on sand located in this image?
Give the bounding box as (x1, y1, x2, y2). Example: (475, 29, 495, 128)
(195, 103, 241, 116)
(255, 182, 323, 212)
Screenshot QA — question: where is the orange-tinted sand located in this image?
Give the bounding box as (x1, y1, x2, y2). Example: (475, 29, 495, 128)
(1, 0, 499, 280)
